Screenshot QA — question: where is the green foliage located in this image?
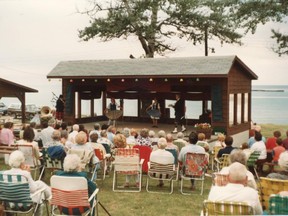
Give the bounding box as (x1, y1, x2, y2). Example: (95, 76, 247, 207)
(78, 0, 245, 58)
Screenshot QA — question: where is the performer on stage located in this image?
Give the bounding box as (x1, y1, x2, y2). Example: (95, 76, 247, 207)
(106, 98, 121, 126)
(170, 94, 186, 133)
(56, 94, 65, 121)
(146, 98, 161, 128)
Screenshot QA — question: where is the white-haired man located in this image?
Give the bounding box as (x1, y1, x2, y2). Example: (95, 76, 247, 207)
(208, 162, 263, 215)
(149, 137, 174, 187)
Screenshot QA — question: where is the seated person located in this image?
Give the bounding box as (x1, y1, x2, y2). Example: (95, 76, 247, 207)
(149, 137, 174, 187)
(217, 149, 257, 189)
(267, 151, 288, 180)
(214, 133, 226, 148)
(217, 136, 234, 158)
(208, 162, 262, 215)
(55, 154, 97, 214)
(4, 150, 51, 208)
(196, 133, 209, 152)
(241, 142, 254, 160)
(272, 138, 285, 164)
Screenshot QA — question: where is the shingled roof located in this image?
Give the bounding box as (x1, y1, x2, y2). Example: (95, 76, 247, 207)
(47, 55, 258, 79)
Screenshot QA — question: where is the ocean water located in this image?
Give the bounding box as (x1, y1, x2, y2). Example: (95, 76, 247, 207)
(251, 85, 288, 125)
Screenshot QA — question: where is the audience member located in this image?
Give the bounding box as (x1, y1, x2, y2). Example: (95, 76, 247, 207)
(196, 133, 210, 152)
(149, 137, 174, 187)
(178, 131, 205, 190)
(241, 142, 253, 160)
(39, 119, 55, 146)
(68, 124, 79, 144)
(17, 126, 41, 166)
(208, 162, 262, 215)
(113, 134, 128, 148)
(266, 130, 281, 162)
(107, 126, 116, 144)
(30, 122, 40, 141)
(71, 131, 98, 165)
(60, 130, 74, 151)
(248, 125, 266, 148)
(148, 130, 158, 146)
(218, 149, 257, 189)
(251, 131, 267, 160)
(283, 130, 288, 150)
(4, 150, 51, 211)
(272, 138, 285, 164)
(165, 133, 179, 153)
(136, 128, 151, 147)
(98, 130, 114, 148)
(217, 136, 234, 158)
(55, 154, 97, 214)
(60, 122, 68, 131)
(89, 123, 101, 141)
(123, 127, 136, 146)
(214, 133, 226, 148)
(0, 121, 14, 145)
(173, 132, 188, 147)
(267, 151, 288, 180)
(88, 133, 107, 155)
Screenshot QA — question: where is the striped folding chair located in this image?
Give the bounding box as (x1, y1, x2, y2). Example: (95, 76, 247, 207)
(92, 148, 111, 181)
(269, 194, 288, 215)
(0, 173, 48, 215)
(246, 151, 261, 180)
(203, 200, 254, 215)
(50, 175, 99, 216)
(112, 148, 144, 192)
(146, 162, 176, 194)
(259, 177, 288, 211)
(39, 148, 64, 180)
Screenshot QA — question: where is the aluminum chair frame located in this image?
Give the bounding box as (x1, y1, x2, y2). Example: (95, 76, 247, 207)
(112, 148, 144, 192)
(214, 153, 230, 172)
(146, 161, 176, 194)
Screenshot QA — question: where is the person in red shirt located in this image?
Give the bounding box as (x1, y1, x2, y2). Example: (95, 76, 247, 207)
(272, 138, 286, 164)
(282, 130, 288, 150)
(266, 130, 281, 162)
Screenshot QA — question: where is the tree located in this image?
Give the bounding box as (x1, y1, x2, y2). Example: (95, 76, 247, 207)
(231, 0, 288, 56)
(78, 0, 243, 58)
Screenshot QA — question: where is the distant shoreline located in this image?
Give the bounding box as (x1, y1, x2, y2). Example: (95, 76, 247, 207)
(252, 89, 284, 92)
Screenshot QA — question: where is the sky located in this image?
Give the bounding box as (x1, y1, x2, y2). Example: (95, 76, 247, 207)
(0, 0, 288, 107)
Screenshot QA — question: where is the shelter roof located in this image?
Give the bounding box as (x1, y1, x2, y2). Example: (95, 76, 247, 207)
(0, 78, 38, 94)
(47, 55, 258, 79)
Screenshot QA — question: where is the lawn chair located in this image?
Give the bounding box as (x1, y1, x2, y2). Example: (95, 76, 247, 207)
(203, 200, 254, 215)
(17, 144, 43, 180)
(214, 153, 230, 172)
(92, 148, 111, 181)
(67, 148, 96, 180)
(210, 146, 222, 171)
(39, 148, 64, 180)
(133, 145, 152, 174)
(146, 162, 176, 194)
(180, 152, 208, 195)
(259, 177, 288, 210)
(269, 194, 288, 215)
(0, 173, 49, 215)
(246, 151, 261, 180)
(50, 175, 99, 216)
(112, 148, 144, 192)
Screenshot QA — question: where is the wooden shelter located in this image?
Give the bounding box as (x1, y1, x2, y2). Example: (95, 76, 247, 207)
(47, 55, 258, 137)
(0, 78, 38, 123)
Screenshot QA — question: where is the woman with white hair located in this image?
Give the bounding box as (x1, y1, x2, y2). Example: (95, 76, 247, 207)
(267, 151, 288, 180)
(55, 154, 97, 214)
(4, 150, 51, 203)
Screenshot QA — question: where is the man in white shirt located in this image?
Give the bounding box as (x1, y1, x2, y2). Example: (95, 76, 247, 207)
(39, 119, 55, 147)
(208, 162, 263, 215)
(68, 124, 79, 144)
(150, 137, 174, 187)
